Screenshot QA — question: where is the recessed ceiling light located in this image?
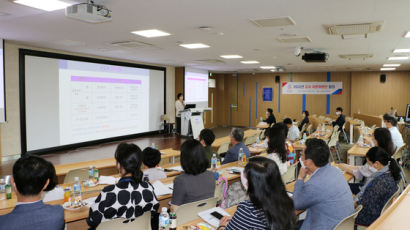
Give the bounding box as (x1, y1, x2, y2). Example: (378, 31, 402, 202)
(393, 49, 410, 53)
(404, 31, 410, 38)
(179, 43, 210, 49)
(388, 56, 409, 60)
(13, 0, 71, 11)
(270, 69, 277, 72)
(241, 61, 260, 64)
(380, 67, 396, 71)
(260, 66, 276, 69)
(220, 55, 243, 59)
(131, 29, 171, 38)
(383, 64, 400, 67)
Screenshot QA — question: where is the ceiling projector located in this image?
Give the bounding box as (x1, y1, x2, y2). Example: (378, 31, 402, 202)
(66, 3, 112, 23)
(302, 52, 329, 63)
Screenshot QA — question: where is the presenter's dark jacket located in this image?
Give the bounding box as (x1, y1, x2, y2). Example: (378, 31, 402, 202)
(264, 114, 276, 126)
(0, 200, 64, 230)
(299, 117, 309, 131)
(332, 114, 345, 131)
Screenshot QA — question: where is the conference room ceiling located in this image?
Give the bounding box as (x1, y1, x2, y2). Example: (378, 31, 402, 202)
(2, 0, 410, 73)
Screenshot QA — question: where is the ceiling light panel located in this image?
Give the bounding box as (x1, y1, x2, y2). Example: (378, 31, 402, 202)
(131, 29, 171, 38)
(220, 55, 242, 59)
(179, 43, 210, 49)
(383, 64, 400, 67)
(14, 0, 72, 11)
(393, 49, 410, 53)
(380, 68, 396, 71)
(388, 57, 409, 60)
(404, 31, 410, 38)
(260, 66, 276, 69)
(241, 61, 260, 64)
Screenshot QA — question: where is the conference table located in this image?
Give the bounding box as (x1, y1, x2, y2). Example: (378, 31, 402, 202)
(347, 144, 370, 165)
(54, 148, 181, 183)
(211, 129, 261, 149)
(367, 184, 410, 230)
(256, 122, 270, 129)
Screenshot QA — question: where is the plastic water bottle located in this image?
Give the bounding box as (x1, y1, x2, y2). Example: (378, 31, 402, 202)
(211, 154, 218, 171)
(151, 143, 157, 149)
(260, 117, 263, 122)
(159, 207, 170, 230)
(0, 179, 5, 200)
(93, 168, 99, 183)
(358, 134, 364, 145)
(169, 212, 177, 230)
(5, 183, 11, 199)
(238, 148, 247, 166)
(88, 166, 94, 181)
(73, 177, 82, 204)
(256, 135, 260, 143)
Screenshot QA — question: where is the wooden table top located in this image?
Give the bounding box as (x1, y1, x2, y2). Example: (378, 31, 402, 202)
(54, 148, 180, 176)
(176, 206, 238, 229)
(292, 141, 306, 150)
(347, 144, 370, 157)
(367, 185, 410, 230)
(211, 129, 261, 149)
(307, 125, 333, 141)
(256, 122, 270, 129)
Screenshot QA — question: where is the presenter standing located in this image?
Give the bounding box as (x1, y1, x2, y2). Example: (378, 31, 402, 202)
(175, 93, 185, 135)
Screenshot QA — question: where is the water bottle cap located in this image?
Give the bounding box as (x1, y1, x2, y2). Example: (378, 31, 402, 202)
(74, 177, 79, 181)
(212, 153, 216, 156)
(162, 207, 167, 212)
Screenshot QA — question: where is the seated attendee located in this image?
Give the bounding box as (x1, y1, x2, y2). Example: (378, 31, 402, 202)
(219, 157, 296, 230)
(142, 147, 167, 182)
(293, 138, 354, 230)
(339, 128, 395, 194)
(222, 128, 251, 164)
(276, 122, 296, 164)
(298, 110, 310, 131)
(171, 139, 215, 210)
(284, 118, 300, 141)
(198, 128, 216, 166)
(355, 147, 400, 227)
(266, 124, 289, 175)
(332, 107, 345, 131)
(263, 108, 276, 126)
(0, 155, 64, 230)
(383, 113, 404, 151)
(87, 143, 159, 229)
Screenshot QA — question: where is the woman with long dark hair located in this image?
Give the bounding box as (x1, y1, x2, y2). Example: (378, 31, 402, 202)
(219, 157, 296, 230)
(87, 143, 159, 229)
(355, 147, 400, 226)
(339, 128, 395, 184)
(267, 124, 289, 175)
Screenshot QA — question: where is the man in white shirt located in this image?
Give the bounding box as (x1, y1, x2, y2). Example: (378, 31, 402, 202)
(284, 118, 300, 141)
(383, 113, 404, 151)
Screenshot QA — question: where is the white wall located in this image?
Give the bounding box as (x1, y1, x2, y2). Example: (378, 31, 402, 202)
(1, 41, 175, 158)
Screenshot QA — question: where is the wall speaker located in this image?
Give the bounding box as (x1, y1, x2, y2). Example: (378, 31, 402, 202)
(275, 75, 280, 83)
(380, 74, 386, 83)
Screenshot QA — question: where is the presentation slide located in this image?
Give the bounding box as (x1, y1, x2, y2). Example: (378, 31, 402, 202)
(24, 54, 164, 153)
(184, 67, 209, 108)
(0, 39, 5, 122)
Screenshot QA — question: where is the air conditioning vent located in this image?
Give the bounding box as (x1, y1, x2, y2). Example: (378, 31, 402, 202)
(277, 36, 311, 43)
(325, 21, 383, 39)
(110, 40, 153, 48)
(250, 16, 296, 27)
(339, 54, 373, 60)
